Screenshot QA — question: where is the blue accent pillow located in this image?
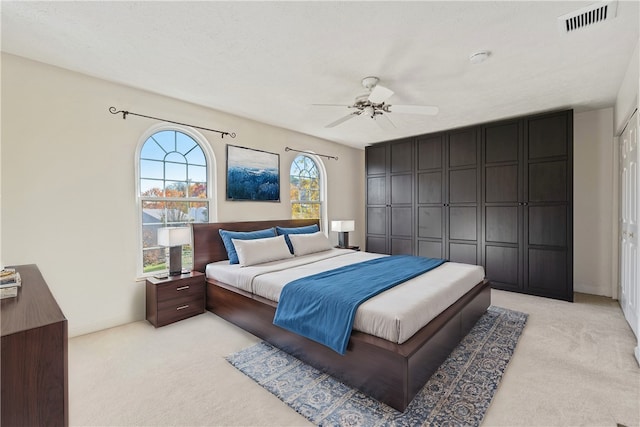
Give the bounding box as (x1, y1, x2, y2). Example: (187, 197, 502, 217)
(219, 227, 276, 264)
(276, 224, 320, 253)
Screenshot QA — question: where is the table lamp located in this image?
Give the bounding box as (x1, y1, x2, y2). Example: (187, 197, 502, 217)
(157, 227, 191, 275)
(331, 220, 355, 248)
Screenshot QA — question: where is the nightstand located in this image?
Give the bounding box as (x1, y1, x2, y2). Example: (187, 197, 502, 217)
(335, 245, 360, 251)
(146, 271, 205, 327)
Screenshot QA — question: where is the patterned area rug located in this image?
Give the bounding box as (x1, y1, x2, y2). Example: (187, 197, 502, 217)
(226, 306, 528, 427)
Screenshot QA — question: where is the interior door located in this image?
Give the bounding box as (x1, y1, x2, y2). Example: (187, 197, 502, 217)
(620, 110, 639, 338)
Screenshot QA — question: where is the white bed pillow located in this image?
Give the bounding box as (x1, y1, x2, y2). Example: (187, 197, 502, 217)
(289, 231, 332, 256)
(231, 235, 293, 267)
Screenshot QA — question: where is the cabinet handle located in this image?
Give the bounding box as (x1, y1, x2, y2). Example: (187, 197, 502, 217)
(176, 285, 189, 291)
(176, 305, 189, 310)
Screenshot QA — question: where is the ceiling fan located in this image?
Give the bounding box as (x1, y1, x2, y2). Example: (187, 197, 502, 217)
(315, 76, 439, 130)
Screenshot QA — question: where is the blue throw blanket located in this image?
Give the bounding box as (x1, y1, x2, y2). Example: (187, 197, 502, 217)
(272, 255, 446, 355)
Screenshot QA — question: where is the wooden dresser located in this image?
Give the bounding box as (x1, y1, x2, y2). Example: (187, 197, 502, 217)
(1, 264, 68, 427)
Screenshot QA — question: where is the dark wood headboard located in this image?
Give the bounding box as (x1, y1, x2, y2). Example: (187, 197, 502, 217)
(192, 219, 320, 272)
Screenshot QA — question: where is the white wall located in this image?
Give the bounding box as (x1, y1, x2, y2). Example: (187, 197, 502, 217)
(573, 108, 615, 296)
(614, 41, 639, 134)
(1, 54, 365, 337)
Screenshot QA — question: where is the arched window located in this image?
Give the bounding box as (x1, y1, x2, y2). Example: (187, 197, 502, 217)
(290, 154, 323, 221)
(137, 126, 213, 276)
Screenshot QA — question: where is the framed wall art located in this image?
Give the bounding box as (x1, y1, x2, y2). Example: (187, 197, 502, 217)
(226, 145, 280, 202)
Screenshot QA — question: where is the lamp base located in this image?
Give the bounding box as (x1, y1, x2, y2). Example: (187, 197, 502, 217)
(337, 232, 350, 248)
(168, 245, 183, 276)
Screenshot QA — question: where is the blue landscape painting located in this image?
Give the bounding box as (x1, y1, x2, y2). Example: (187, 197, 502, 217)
(226, 145, 280, 201)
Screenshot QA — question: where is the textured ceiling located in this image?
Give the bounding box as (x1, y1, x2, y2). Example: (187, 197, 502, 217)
(2, 1, 638, 148)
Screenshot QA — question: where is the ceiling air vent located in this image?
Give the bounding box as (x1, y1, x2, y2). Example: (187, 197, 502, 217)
(557, 1, 618, 33)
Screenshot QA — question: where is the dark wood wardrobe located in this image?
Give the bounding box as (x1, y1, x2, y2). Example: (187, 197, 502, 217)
(365, 109, 573, 301)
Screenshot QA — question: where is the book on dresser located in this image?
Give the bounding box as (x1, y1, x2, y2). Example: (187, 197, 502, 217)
(0, 269, 22, 299)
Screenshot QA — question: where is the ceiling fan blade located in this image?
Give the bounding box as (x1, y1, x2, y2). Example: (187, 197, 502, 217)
(311, 103, 352, 107)
(325, 111, 361, 128)
(374, 113, 396, 130)
(387, 104, 439, 115)
(368, 85, 394, 104)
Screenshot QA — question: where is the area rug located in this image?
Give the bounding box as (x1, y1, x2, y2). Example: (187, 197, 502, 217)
(226, 306, 528, 427)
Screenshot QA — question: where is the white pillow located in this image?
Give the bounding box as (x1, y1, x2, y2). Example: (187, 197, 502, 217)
(289, 231, 332, 256)
(231, 235, 293, 267)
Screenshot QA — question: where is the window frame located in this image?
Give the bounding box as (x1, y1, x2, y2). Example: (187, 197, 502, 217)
(135, 123, 216, 278)
(289, 153, 328, 233)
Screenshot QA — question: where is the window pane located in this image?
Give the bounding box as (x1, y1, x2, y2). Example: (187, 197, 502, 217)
(292, 203, 320, 219)
(140, 140, 165, 160)
(188, 164, 207, 182)
(140, 179, 163, 197)
(142, 247, 166, 273)
(140, 159, 164, 180)
(165, 181, 187, 198)
(152, 131, 175, 153)
(185, 147, 206, 166)
(189, 181, 207, 198)
(176, 132, 197, 156)
(165, 158, 187, 181)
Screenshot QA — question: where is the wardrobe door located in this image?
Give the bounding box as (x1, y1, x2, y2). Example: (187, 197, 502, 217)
(524, 111, 573, 301)
(482, 120, 523, 292)
(366, 144, 388, 254)
(417, 134, 445, 258)
(389, 139, 414, 255)
(447, 128, 481, 265)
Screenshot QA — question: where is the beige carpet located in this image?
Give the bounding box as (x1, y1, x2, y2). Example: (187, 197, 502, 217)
(69, 290, 640, 426)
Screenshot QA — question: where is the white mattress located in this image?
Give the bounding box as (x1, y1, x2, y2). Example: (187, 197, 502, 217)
(206, 250, 485, 344)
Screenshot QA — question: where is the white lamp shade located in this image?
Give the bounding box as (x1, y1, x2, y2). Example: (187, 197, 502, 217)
(157, 227, 191, 247)
(331, 220, 355, 232)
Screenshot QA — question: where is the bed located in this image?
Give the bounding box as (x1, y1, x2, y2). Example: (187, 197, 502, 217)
(192, 219, 490, 412)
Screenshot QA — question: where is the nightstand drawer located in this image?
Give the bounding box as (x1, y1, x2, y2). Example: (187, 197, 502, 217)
(156, 296, 204, 326)
(156, 279, 204, 302)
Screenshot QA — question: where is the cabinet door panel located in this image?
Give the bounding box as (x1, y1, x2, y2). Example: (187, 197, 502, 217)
(367, 207, 386, 235)
(449, 169, 477, 203)
(417, 136, 443, 170)
(390, 207, 412, 237)
(366, 145, 386, 175)
(417, 172, 442, 204)
(390, 141, 413, 173)
(486, 165, 518, 203)
(449, 243, 478, 265)
(391, 174, 412, 204)
(418, 207, 442, 239)
(418, 241, 443, 259)
(528, 114, 568, 159)
(391, 238, 413, 255)
(485, 245, 519, 286)
(486, 206, 518, 243)
(529, 161, 567, 202)
(449, 130, 477, 167)
(449, 207, 477, 241)
(485, 123, 519, 163)
(367, 176, 386, 205)
(528, 248, 568, 294)
(528, 206, 567, 247)
(367, 236, 387, 254)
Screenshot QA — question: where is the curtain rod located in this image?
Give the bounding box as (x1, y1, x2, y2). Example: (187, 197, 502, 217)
(285, 146, 338, 161)
(109, 107, 236, 138)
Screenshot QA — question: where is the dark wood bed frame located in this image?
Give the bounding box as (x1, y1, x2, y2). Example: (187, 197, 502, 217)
(192, 219, 491, 412)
